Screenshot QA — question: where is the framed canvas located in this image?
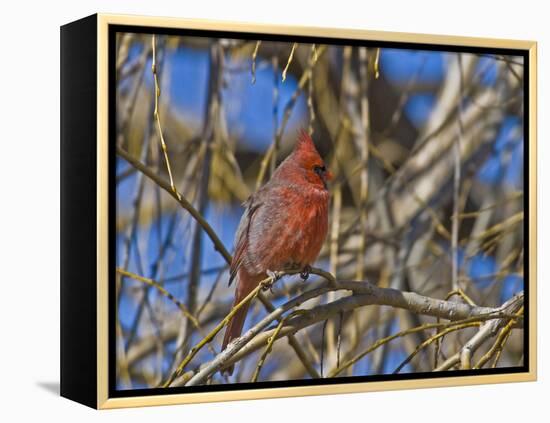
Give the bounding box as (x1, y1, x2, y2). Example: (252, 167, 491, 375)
(60, 13, 537, 409)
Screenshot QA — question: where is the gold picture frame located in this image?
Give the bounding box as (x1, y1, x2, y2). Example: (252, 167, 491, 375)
(60, 13, 537, 409)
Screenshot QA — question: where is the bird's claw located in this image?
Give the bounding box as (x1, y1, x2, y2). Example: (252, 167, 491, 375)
(300, 264, 312, 281)
(262, 270, 280, 292)
(261, 282, 274, 293)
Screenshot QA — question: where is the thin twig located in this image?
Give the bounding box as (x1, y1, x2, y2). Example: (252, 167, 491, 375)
(251, 41, 261, 84)
(151, 34, 181, 201)
(307, 44, 317, 135)
(281, 42, 297, 82)
(117, 268, 199, 328)
(474, 306, 523, 369)
(374, 48, 381, 79)
(250, 310, 307, 382)
(451, 54, 465, 291)
(356, 46, 370, 281)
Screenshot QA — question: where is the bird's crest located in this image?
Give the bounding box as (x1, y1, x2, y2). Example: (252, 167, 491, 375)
(295, 129, 316, 153)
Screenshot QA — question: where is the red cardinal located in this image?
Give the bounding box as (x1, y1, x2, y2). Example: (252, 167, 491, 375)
(221, 130, 332, 374)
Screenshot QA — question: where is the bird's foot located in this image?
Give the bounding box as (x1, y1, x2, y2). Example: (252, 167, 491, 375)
(262, 270, 280, 292)
(300, 264, 312, 281)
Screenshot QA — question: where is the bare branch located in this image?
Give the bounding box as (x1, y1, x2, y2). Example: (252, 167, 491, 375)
(185, 273, 523, 385)
(116, 145, 233, 264)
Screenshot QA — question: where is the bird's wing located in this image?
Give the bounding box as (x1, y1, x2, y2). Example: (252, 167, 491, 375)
(229, 196, 261, 286)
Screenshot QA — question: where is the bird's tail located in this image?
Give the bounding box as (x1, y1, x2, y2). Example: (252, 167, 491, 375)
(221, 271, 262, 375)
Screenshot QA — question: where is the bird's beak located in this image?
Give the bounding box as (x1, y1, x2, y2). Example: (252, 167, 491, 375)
(325, 170, 334, 181)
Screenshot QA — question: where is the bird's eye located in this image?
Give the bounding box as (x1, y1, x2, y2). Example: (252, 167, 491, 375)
(313, 165, 326, 176)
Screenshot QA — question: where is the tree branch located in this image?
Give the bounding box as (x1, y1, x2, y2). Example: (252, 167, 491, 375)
(116, 145, 233, 264)
(185, 274, 523, 386)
